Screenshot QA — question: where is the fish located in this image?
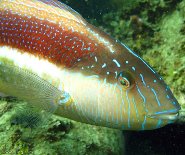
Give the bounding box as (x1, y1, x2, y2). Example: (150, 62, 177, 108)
(0, 0, 180, 130)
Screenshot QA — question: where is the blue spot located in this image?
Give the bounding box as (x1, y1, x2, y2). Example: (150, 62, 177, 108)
(154, 80, 157, 83)
(126, 61, 129, 64)
(166, 86, 170, 91)
(132, 66, 136, 71)
(102, 63, 106, 68)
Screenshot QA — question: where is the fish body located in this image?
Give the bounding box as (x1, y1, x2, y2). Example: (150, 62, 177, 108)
(0, 0, 180, 130)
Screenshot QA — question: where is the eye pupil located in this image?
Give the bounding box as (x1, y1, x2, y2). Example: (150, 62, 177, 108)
(120, 78, 126, 86)
(117, 71, 134, 89)
(118, 76, 130, 87)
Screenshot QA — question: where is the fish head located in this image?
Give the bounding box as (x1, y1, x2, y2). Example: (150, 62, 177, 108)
(67, 41, 180, 130)
(97, 43, 181, 130)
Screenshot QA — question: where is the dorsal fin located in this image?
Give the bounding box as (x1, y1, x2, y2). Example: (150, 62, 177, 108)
(38, 0, 86, 25)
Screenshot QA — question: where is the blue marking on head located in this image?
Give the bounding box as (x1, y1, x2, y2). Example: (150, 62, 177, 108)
(151, 88, 161, 106)
(136, 84, 148, 113)
(154, 108, 179, 115)
(113, 59, 121, 67)
(172, 101, 176, 105)
(139, 73, 146, 87)
(115, 71, 118, 78)
(136, 85, 146, 104)
(117, 84, 126, 120)
(132, 97, 139, 119)
(102, 63, 106, 68)
(126, 90, 131, 128)
(121, 43, 156, 74)
(132, 66, 136, 71)
(166, 86, 170, 91)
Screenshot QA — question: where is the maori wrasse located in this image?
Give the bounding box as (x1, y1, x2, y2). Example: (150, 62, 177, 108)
(0, 0, 180, 130)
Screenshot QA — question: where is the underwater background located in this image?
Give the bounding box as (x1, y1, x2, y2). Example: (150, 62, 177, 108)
(0, 0, 185, 154)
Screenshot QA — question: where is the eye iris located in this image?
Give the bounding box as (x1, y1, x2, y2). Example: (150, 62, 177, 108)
(120, 78, 126, 85)
(119, 76, 130, 87)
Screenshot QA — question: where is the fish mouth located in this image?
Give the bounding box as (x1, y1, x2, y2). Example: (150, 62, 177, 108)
(147, 107, 181, 121)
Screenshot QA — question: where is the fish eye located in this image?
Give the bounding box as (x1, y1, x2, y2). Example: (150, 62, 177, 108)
(117, 71, 135, 89)
(118, 76, 130, 88)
